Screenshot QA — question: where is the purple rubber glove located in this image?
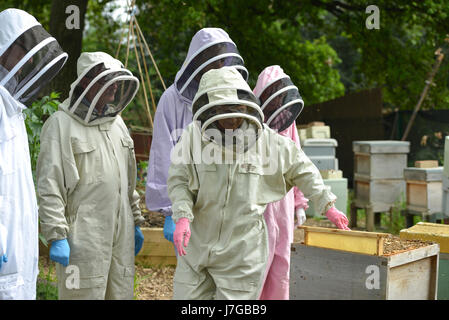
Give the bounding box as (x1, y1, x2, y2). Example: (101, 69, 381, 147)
(173, 218, 191, 256)
(326, 207, 351, 230)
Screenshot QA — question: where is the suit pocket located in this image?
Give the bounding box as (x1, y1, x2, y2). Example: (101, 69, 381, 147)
(71, 140, 101, 185)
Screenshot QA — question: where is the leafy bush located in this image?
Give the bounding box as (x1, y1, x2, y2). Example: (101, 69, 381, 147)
(23, 92, 61, 179)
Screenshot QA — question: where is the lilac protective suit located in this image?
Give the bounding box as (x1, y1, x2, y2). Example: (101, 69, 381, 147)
(253, 66, 309, 300)
(146, 28, 248, 219)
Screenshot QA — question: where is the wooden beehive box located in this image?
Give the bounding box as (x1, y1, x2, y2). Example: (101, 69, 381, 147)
(404, 167, 443, 214)
(290, 226, 439, 300)
(353, 141, 410, 180)
(136, 228, 177, 266)
(353, 175, 405, 212)
(306, 125, 330, 139)
(400, 222, 449, 299)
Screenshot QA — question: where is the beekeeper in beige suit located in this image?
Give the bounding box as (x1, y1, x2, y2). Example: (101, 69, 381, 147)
(36, 51, 145, 300)
(168, 66, 343, 300)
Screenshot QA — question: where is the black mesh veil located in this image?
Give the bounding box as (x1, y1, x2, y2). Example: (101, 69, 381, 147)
(257, 77, 304, 132)
(0, 24, 67, 104)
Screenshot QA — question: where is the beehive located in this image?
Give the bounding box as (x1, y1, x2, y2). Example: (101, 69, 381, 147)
(400, 222, 449, 299)
(290, 226, 439, 300)
(404, 167, 443, 214)
(352, 141, 410, 214)
(303, 139, 339, 171)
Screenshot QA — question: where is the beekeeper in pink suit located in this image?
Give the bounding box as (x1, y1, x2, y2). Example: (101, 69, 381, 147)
(253, 65, 350, 300)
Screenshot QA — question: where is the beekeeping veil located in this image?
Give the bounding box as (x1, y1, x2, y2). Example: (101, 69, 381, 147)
(253, 65, 304, 132)
(175, 28, 248, 102)
(0, 8, 68, 104)
(61, 52, 139, 125)
(192, 66, 263, 153)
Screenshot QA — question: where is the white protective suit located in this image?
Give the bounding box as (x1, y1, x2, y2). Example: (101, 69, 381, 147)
(168, 67, 336, 299)
(36, 52, 144, 300)
(0, 8, 67, 300)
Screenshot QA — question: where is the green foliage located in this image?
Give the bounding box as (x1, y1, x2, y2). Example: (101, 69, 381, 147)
(23, 92, 61, 178)
(36, 259, 58, 300)
(135, 0, 346, 107)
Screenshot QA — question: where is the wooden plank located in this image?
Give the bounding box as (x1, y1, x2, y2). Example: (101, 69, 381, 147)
(387, 256, 436, 300)
(290, 244, 388, 300)
(387, 244, 440, 268)
(135, 255, 177, 266)
(400, 223, 449, 253)
(415, 160, 439, 168)
(299, 226, 387, 255)
(407, 181, 428, 209)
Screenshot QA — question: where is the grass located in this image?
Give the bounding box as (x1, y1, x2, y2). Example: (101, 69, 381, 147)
(36, 257, 58, 300)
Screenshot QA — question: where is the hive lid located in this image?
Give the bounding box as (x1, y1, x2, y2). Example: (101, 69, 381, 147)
(403, 167, 443, 182)
(353, 140, 410, 154)
(303, 138, 338, 147)
(400, 222, 449, 254)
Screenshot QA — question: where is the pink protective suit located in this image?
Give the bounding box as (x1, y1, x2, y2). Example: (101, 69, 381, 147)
(254, 66, 309, 300)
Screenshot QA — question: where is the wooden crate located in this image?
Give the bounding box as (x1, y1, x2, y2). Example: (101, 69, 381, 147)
(136, 228, 177, 266)
(404, 167, 443, 214)
(290, 226, 439, 300)
(354, 177, 405, 212)
(400, 222, 449, 299)
(353, 140, 410, 179)
(300, 226, 387, 255)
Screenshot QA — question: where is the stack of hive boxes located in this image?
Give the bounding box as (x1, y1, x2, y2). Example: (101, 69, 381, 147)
(403, 160, 444, 226)
(352, 141, 410, 212)
(298, 122, 347, 217)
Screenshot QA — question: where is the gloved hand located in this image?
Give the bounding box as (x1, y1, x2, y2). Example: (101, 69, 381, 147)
(326, 207, 351, 230)
(295, 208, 307, 227)
(135, 226, 144, 256)
(0, 254, 7, 271)
(173, 218, 191, 256)
(163, 216, 176, 243)
(50, 239, 70, 267)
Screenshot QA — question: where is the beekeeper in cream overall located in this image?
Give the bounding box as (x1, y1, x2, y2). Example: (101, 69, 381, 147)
(36, 52, 145, 300)
(168, 66, 347, 300)
(0, 8, 67, 299)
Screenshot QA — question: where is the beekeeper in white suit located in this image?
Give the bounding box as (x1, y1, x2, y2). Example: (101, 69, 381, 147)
(168, 66, 348, 300)
(36, 51, 145, 300)
(0, 8, 67, 300)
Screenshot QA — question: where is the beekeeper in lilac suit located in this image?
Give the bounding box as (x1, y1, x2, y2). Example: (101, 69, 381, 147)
(145, 28, 248, 244)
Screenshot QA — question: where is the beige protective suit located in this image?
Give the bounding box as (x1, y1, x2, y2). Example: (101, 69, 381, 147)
(36, 52, 144, 300)
(168, 67, 336, 299)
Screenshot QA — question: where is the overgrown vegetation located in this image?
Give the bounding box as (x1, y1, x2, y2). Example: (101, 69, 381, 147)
(23, 92, 61, 179)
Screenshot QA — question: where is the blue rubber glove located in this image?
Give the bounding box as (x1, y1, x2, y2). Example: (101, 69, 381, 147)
(135, 226, 144, 256)
(0, 254, 7, 270)
(50, 239, 70, 267)
(163, 216, 175, 243)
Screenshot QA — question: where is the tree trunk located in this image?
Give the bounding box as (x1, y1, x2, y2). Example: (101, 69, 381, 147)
(47, 0, 88, 100)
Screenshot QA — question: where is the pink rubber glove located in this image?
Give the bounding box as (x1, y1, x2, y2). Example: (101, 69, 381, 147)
(326, 207, 351, 230)
(173, 218, 191, 256)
